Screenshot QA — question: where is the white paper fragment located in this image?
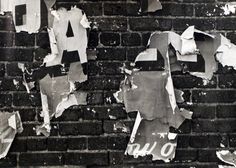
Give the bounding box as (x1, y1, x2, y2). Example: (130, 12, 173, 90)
(1, 0, 41, 33)
(135, 48, 157, 62)
(217, 150, 236, 167)
(221, 3, 236, 15)
(141, 0, 162, 13)
(168, 133, 177, 140)
(0, 111, 23, 159)
(8, 115, 16, 130)
(80, 13, 91, 28)
(216, 35, 236, 70)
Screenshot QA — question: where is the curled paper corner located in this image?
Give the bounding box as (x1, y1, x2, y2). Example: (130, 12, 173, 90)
(216, 150, 236, 167)
(80, 13, 91, 29)
(174, 89, 185, 103)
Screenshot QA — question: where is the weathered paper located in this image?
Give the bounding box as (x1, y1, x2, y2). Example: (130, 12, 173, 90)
(0, 111, 23, 159)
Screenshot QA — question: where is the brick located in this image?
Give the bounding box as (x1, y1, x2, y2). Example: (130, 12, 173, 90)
(192, 90, 236, 103)
(216, 119, 236, 133)
(0, 17, 15, 31)
(126, 47, 146, 62)
(27, 138, 47, 151)
(97, 48, 126, 61)
(192, 105, 216, 119)
(227, 32, 236, 44)
(208, 134, 228, 148)
(64, 152, 109, 166)
(6, 63, 22, 76)
(195, 4, 225, 17)
(48, 138, 68, 151)
(98, 62, 123, 75)
(0, 64, 5, 77)
(229, 134, 236, 147)
(0, 32, 13, 47)
(17, 108, 37, 121)
(121, 33, 141, 46)
(15, 32, 35, 46)
(59, 122, 103, 136)
(173, 19, 216, 31)
(10, 138, 27, 152)
(88, 137, 107, 150)
(19, 153, 64, 166)
(217, 18, 236, 30)
(155, 3, 194, 16)
(217, 105, 236, 118)
(107, 136, 128, 150)
(174, 149, 198, 162)
(130, 18, 172, 31)
(0, 78, 25, 91)
(177, 135, 190, 148)
(198, 149, 218, 162)
(0, 48, 34, 62)
(68, 137, 87, 150)
(189, 135, 208, 148)
(92, 18, 127, 31)
(192, 119, 217, 133)
(82, 106, 127, 120)
(87, 92, 104, 105)
(0, 94, 12, 107)
(100, 33, 120, 46)
(219, 74, 236, 88)
(172, 75, 217, 89)
(0, 154, 17, 167)
(55, 108, 83, 121)
(13, 93, 41, 107)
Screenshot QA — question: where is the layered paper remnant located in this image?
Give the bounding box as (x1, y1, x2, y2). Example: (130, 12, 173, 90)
(0, 111, 23, 159)
(19, 6, 90, 137)
(115, 26, 236, 162)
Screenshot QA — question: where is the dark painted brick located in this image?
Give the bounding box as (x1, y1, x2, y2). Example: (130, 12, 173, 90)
(229, 134, 236, 147)
(219, 74, 236, 88)
(92, 18, 127, 31)
(19, 153, 64, 166)
(64, 152, 109, 166)
(155, 3, 194, 16)
(192, 90, 236, 103)
(189, 135, 208, 148)
(192, 119, 217, 133)
(100, 33, 120, 46)
(198, 149, 218, 162)
(15, 32, 35, 46)
(107, 136, 128, 150)
(68, 137, 87, 150)
(27, 138, 47, 151)
(13, 93, 41, 107)
(0, 94, 12, 107)
(88, 137, 107, 150)
(192, 105, 216, 119)
(121, 33, 141, 46)
(130, 18, 172, 31)
(195, 4, 225, 17)
(0, 48, 34, 62)
(0, 154, 17, 167)
(0, 32, 13, 47)
(97, 48, 126, 61)
(174, 149, 198, 162)
(10, 138, 27, 152)
(87, 92, 104, 105)
(173, 19, 216, 31)
(48, 138, 68, 151)
(217, 105, 236, 118)
(217, 18, 236, 30)
(59, 122, 103, 136)
(0, 16, 15, 31)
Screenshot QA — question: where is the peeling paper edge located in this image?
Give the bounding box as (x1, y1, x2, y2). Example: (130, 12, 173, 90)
(129, 112, 142, 143)
(216, 150, 236, 167)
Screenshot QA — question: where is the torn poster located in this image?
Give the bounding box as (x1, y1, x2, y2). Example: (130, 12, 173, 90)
(19, 6, 90, 137)
(0, 111, 23, 159)
(0, 0, 50, 33)
(140, 0, 162, 13)
(115, 32, 193, 162)
(115, 26, 236, 162)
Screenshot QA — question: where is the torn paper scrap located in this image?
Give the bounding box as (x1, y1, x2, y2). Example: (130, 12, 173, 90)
(0, 111, 23, 159)
(19, 6, 90, 137)
(217, 150, 236, 167)
(0, 0, 42, 33)
(140, 0, 162, 13)
(221, 3, 236, 15)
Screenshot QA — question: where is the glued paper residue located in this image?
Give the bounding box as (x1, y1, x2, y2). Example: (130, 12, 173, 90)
(0, 111, 23, 159)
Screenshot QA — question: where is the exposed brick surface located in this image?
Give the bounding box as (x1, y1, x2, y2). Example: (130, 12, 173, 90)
(1, 0, 236, 167)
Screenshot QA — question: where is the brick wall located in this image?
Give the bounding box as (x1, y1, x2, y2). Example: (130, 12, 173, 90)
(0, 0, 236, 167)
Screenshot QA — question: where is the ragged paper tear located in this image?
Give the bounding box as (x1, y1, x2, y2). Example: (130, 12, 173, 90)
(140, 0, 162, 13)
(217, 150, 236, 167)
(19, 6, 90, 137)
(221, 3, 236, 15)
(0, 111, 23, 159)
